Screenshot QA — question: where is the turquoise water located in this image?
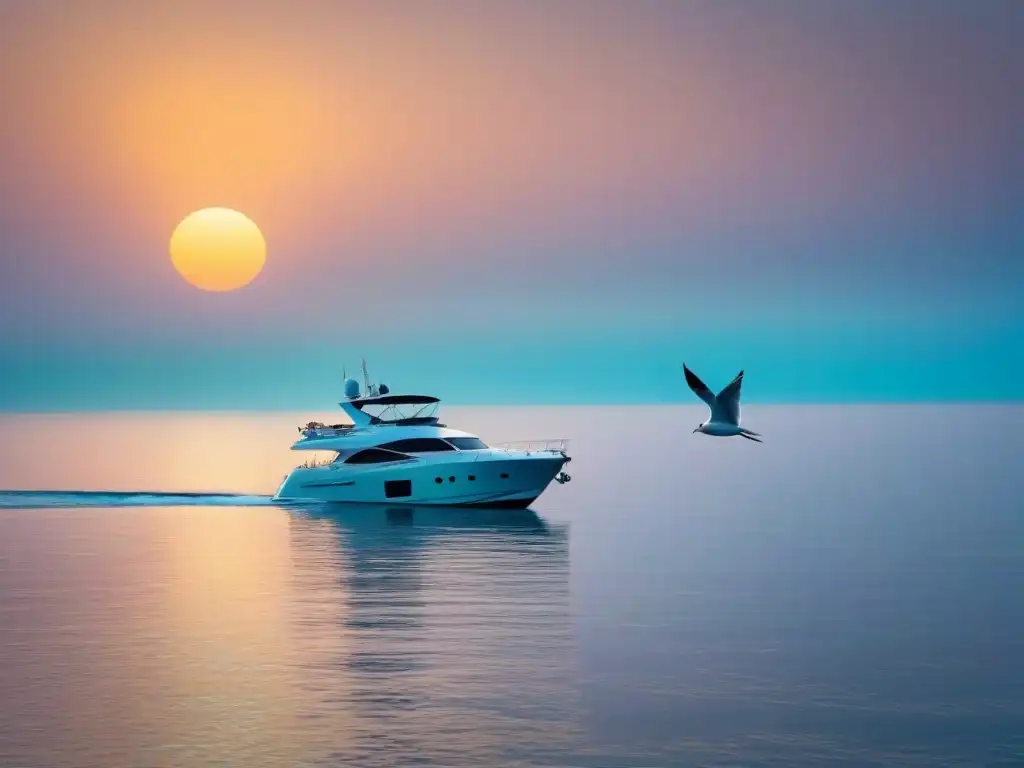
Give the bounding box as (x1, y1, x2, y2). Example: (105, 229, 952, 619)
(1, 406, 1022, 766)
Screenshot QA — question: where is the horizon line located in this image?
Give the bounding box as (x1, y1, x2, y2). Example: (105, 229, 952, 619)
(1, 399, 1021, 415)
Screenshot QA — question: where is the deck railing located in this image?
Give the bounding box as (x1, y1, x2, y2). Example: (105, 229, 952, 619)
(298, 455, 337, 469)
(491, 438, 571, 454)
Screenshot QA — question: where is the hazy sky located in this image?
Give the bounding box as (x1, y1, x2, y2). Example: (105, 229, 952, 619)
(1, 0, 1021, 407)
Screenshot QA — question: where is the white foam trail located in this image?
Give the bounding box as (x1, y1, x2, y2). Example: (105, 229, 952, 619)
(0, 490, 274, 509)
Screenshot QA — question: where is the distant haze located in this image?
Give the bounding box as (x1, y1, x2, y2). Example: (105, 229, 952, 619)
(1, 0, 1020, 408)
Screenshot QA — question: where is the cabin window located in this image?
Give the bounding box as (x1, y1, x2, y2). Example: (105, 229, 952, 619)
(344, 448, 410, 464)
(447, 437, 488, 451)
(384, 479, 412, 498)
(378, 438, 456, 453)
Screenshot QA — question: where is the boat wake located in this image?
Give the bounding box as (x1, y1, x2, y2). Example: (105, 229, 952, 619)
(0, 490, 274, 509)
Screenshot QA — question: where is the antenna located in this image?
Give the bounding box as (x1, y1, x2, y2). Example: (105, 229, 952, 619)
(361, 357, 371, 393)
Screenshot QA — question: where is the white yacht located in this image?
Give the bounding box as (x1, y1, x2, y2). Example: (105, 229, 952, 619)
(273, 362, 572, 508)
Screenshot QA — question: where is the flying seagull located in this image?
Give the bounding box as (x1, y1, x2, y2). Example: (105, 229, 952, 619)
(682, 364, 762, 442)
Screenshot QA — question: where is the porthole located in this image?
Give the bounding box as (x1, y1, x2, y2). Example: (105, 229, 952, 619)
(434, 477, 443, 484)
(468, 475, 476, 481)
(448, 476, 455, 482)
(500, 472, 509, 479)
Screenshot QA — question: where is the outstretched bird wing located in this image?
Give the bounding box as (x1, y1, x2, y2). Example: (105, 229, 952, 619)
(713, 371, 744, 426)
(682, 364, 716, 410)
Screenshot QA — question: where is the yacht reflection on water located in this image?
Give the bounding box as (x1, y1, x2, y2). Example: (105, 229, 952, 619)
(285, 502, 580, 766)
(294, 501, 553, 530)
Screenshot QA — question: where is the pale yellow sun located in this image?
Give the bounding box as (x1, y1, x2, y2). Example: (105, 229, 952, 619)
(169, 208, 266, 292)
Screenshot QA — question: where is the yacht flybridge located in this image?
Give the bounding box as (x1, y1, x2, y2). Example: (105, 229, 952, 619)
(273, 361, 572, 508)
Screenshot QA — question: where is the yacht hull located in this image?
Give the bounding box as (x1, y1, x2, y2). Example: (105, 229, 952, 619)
(273, 453, 567, 509)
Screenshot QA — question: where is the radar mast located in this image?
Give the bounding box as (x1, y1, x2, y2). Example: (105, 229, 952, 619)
(361, 357, 379, 397)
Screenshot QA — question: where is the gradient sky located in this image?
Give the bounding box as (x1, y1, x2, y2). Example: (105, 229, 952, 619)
(1, 0, 1021, 408)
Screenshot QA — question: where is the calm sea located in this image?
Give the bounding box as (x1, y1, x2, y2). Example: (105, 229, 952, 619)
(0, 406, 1022, 767)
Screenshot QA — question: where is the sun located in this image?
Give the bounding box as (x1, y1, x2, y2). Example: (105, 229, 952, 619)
(169, 208, 266, 292)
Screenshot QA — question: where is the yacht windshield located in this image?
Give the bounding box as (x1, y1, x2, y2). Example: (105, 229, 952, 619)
(344, 448, 411, 464)
(447, 437, 488, 450)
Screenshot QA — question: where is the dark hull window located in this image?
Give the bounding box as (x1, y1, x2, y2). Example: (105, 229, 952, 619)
(378, 438, 456, 453)
(384, 479, 412, 498)
(447, 437, 488, 451)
